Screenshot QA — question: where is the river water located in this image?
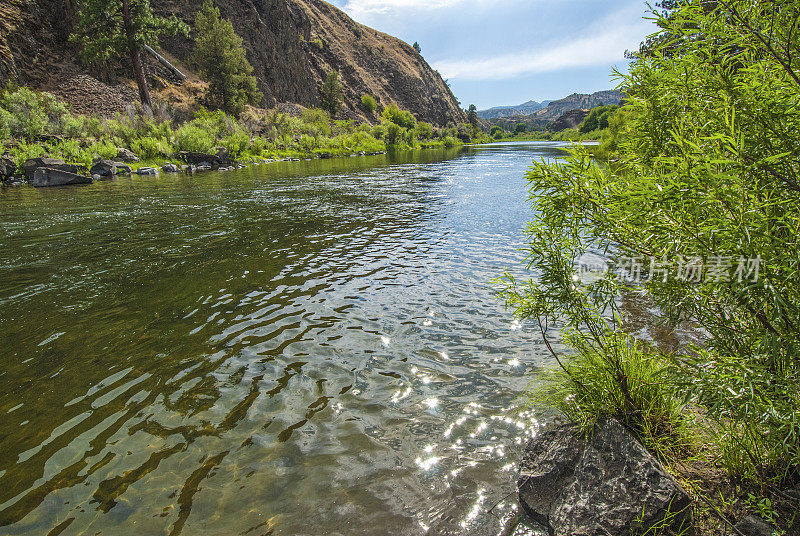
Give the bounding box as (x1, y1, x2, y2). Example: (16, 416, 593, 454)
(0, 142, 567, 536)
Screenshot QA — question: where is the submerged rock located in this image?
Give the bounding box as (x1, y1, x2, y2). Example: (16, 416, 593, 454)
(32, 167, 92, 187)
(518, 419, 691, 536)
(162, 163, 179, 173)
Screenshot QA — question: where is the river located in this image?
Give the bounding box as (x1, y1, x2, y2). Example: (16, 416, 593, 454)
(0, 142, 568, 536)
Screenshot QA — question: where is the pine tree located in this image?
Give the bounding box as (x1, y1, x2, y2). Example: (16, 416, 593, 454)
(71, 0, 188, 110)
(191, 0, 262, 115)
(321, 70, 343, 116)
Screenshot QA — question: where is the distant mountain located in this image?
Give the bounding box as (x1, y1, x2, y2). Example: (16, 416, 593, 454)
(477, 100, 551, 119)
(533, 90, 623, 122)
(484, 90, 624, 131)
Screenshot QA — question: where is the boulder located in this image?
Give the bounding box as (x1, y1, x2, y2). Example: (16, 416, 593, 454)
(518, 419, 691, 536)
(177, 147, 233, 168)
(32, 167, 92, 187)
(1, 156, 16, 181)
(116, 148, 139, 163)
(162, 163, 179, 173)
(23, 157, 78, 181)
(90, 160, 132, 176)
(134, 167, 159, 175)
(735, 516, 777, 536)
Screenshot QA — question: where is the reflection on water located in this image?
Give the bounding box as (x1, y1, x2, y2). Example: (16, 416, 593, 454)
(0, 143, 567, 535)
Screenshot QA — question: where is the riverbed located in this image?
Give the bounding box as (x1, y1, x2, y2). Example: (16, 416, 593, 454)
(0, 142, 568, 535)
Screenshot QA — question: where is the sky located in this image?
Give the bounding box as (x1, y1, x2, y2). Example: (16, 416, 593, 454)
(328, 0, 658, 110)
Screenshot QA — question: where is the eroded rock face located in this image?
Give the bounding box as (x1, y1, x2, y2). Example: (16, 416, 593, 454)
(518, 419, 691, 536)
(116, 148, 139, 163)
(0, 156, 16, 181)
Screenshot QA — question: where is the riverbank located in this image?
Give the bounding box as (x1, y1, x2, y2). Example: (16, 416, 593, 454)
(0, 87, 477, 185)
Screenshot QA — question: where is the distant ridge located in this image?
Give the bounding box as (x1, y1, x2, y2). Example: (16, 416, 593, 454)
(477, 100, 551, 120)
(482, 89, 624, 130)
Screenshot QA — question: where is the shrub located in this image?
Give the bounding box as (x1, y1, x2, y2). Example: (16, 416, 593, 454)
(415, 121, 433, 140)
(174, 124, 214, 153)
(221, 130, 250, 158)
(132, 136, 173, 159)
(514, 123, 526, 134)
(490, 125, 503, 139)
(381, 104, 416, 129)
(361, 94, 377, 114)
(0, 108, 11, 140)
(384, 122, 403, 146)
(321, 70, 343, 115)
(0, 88, 69, 141)
(301, 107, 330, 127)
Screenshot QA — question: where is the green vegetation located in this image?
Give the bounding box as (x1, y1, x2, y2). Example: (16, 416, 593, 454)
(412, 42, 421, 54)
(502, 0, 800, 532)
(71, 0, 188, 110)
(578, 104, 617, 133)
(0, 86, 476, 175)
(321, 70, 343, 116)
(360, 94, 377, 114)
(191, 0, 262, 115)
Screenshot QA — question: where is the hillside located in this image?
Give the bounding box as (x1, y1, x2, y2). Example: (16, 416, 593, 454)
(0, 0, 464, 126)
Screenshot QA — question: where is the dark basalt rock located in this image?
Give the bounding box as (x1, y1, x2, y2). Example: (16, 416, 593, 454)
(735, 515, 777, 536)
(0, 155, 16, 182)
(23, 157, 78, 181)
(90, 159, 132, 176)
(32, 167, 92, 187)
(176, 148, 232, 168)
(518, 419, 691, 536)
(116, 148, 139, 163)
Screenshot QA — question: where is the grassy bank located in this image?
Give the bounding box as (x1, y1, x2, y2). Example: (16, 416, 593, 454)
(0, 87, 467, 176)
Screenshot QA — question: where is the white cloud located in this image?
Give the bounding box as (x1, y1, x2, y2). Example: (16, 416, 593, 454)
(339, 0, 470, 18)
(433, 12, 652, 80)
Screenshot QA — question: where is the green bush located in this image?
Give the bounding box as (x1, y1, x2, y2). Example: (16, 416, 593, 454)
(415, 121, 433, 140)
(490, 125, 503, 139)
(361, 94, 377, 114)
(384, 122, 403, 146)
(174, 124, 214, 153)
(132, 136, 173, 159)
(321, 70, 343, 115)
(0, 87, 69, 141)
(221, 130, 250, 158)
(502, 0, 800, 490)
(381, 104, 416, 129)
(0, 108, 11, 140)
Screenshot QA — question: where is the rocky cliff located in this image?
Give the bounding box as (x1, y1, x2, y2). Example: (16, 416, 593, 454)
(0, 0, 465, 126)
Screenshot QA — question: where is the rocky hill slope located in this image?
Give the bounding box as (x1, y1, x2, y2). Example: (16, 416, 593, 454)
(0, 0, 464, 126)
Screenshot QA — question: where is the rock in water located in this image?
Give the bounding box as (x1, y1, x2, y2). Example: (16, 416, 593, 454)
(32, 168, 92, 187)
(23, 157, 78, 181)
(162, 163, 179, 173)
(116, 148, 139, 163)
(134, 167, 159, 175)
(90, 160, 132, 176)
(518, 419, 691, 536)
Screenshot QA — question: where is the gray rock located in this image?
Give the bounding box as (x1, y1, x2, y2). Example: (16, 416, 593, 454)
(32, 167, 92, 187)
(1, 155, 16, 181)
(115, 162, 132, 174)
(90, 160, 132, 176)
(518, 419, 691, 536)
(735, 516, 777, 536)
(23, 157, 77, 181)
(161, 163, 179, 173)
(116, 148, 139, 163)
(134, 167, 159, 175)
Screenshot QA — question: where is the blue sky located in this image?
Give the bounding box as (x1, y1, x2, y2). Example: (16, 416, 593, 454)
(328, 0, 658, 110)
